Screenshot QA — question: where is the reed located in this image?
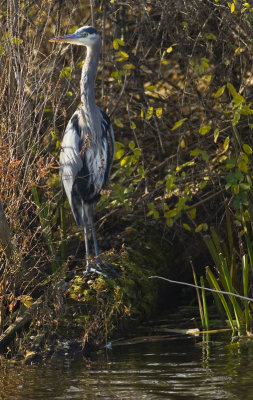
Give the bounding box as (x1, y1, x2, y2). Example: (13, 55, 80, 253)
(201, 207, 253, 334)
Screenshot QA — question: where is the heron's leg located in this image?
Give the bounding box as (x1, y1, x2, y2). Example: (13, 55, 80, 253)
(83, 217, 108, 278)
(84, 225, 90, 267)
(90, 217, 119, 277)
(90, 217, 99, 258)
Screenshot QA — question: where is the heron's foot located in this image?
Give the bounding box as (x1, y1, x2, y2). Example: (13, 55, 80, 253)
(83, 262, 108, 279)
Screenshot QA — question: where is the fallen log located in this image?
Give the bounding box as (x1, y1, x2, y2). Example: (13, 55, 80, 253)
(0, 296, 44, 353)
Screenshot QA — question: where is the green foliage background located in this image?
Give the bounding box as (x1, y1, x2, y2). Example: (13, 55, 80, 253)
(1, 0, 253, 343)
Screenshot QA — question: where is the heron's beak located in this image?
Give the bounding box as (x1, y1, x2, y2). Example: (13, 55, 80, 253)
(49, 33, 77, 43)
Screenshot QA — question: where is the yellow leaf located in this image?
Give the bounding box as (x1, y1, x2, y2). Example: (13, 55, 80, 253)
(114, 118, 124, 128)
(243, 144, 252, 155)
(113, 38, 125, 50)
(195, 223, 208, 233)
(183, 223, 191, 231)
(123, 63, 135, 70)
(24, 300, 33, 308)
(113, 39, 119, 50)
(212, 85, 226, 98)
(171, 118, 188, 131)
(115, 149, 124, 160)
(120, 156, 131, 167)
(199, 125, 211, 135)
(214, 128, 219, 143)
(117, 51, 129, 60)
(223, 136, 230, 152)
(130, 121, 136, 129)
(146, 107, 154, 120)
(155, 108, 163, 118)
(180, 139, 185, 148)
(230, 2, 235, 13)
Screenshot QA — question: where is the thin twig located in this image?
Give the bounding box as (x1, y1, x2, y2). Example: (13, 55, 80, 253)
(149, 275, 253, 303)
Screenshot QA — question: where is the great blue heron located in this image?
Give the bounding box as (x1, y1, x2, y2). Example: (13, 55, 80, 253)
(50, 26, 115, 276)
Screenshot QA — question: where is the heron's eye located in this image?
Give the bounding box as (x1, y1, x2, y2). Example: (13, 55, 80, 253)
(83, 32, 88, 37)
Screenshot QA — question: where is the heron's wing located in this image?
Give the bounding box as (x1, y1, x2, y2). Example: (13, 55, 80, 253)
(100, 110, 115, 187)
(60, 112, 83, 200)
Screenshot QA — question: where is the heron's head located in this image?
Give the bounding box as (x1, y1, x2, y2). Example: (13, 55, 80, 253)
(49, 26, 100, 47)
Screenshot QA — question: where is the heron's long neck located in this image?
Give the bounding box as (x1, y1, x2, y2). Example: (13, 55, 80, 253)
(80, 43, 101, 140)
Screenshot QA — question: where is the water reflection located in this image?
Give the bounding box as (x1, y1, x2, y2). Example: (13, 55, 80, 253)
(1, 332, 253, 399)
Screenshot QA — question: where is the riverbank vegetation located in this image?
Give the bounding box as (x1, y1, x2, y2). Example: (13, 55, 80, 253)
(1, 0, 253, 360)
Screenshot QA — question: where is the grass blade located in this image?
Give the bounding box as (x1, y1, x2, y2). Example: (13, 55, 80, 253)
(243, 254, 249, 332)
(200, 276, 209, 330)
(206, 266, 235, 330)
(219, 254, 242, 330)
(192, 263, 205, 329)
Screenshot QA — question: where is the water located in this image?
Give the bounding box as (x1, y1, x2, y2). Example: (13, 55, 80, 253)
(1, 329, 253, 400)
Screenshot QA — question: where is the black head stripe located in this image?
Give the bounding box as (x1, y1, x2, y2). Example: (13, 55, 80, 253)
(80, 27, 97, 35)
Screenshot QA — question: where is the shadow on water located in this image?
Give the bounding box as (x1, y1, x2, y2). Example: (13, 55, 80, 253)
(1, 329, 253, 400)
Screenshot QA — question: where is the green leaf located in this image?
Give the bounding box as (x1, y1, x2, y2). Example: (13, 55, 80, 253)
(147, 202, 155, 210)
(212, 85, 226, 98)
(111, 70, 123, 80)
(238, 160, 248, 173)
(201, 57, 209, 69)
(115, 141, 125, 150)
(129, 141, 135, 150)
(190, 148, 201, 157)
(164, 209, 178, 218)
(195, 223, 208, 232)
(114, 119, 124, 128)
(227, 83, 245, 105)
(133, 148, 141, 158)
(130, 121, 136, 129)
(116, 51, 129, 60)
(13, 36, 23, 45)
(243, 144, 253, 155)
(214, 128, 219, 143)
(145, 85, 157, 92)
(166, 218, 174, 227)
(188, 208, 196, 219)
(183, 223, 191, 231)
(226, 158, 236, 169)
(232, 109, 241, 126)
(153, 210, 159, 219)
(223, 136, 230, 152)
(60, 66, 71, 79)
(239, 183, 250, 190)
(123, 63, 135, 70)
(171, 118, 188, 131)
(205, 33, 216, 40)
(199, 125, 211, 135)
